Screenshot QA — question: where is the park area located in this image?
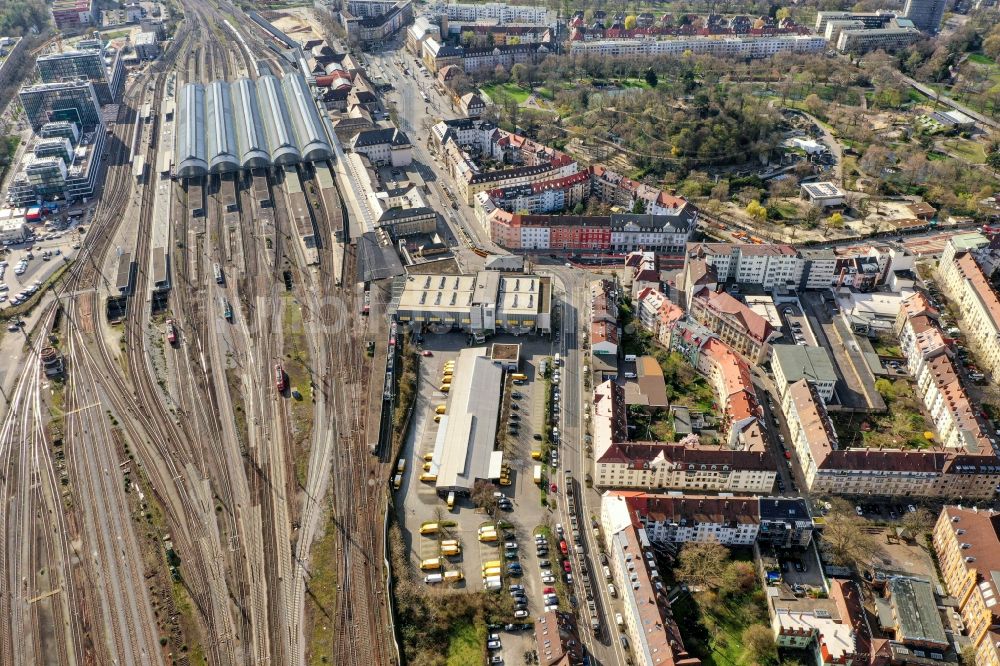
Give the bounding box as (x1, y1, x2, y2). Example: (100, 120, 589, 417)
(666, 543, 778, 666)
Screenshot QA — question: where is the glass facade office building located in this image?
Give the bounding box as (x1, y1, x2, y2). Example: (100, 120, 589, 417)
(20, 81, 103, 132)
(36, 45, 123, 105)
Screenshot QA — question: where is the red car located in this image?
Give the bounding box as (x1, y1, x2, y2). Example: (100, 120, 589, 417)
(562, 560, 571, 573)
(543, 586, 556, 595)
(421, 350, 433, 357)
(165, 318, 177, 345)
(784, 451, 792, 460)
(559, 540, 568, 555)
(549, 483, 558, 493)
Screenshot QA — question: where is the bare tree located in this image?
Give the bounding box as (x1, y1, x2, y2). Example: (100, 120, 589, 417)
(675, 540, 729, 590)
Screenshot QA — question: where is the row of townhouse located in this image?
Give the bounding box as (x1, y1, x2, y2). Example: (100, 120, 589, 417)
(600, 492, 812, 666)
(681, 242, 914, 298)
(938, 237, 1000, 381)
(425, 1, 557, 27)
(483, 170, 590, 215)
(569, 34, 825, 58)
(895, 292, 995, 452)
(589, 165, 694, 218)
(484, 209, 697, 254)
(781, 378, 1000, 500)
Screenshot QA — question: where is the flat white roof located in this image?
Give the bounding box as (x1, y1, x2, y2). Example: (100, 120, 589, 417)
(436, 347, 504, 492)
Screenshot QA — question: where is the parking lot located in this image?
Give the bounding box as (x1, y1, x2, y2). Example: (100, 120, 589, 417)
(394, 331, 562, 662)
(0, 225, 84, 310)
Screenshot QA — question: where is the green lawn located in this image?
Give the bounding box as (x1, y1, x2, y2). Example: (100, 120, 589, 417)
(968, 53, 995, 65)
(446, 619, 486, 666)
(481, 83, 531, 104)
(670, 585, 772, 666)
(941, 138, 987, 164)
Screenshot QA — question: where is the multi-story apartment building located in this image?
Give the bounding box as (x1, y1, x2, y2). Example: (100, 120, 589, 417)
(405, 16, 440, 54)
(427, 1, 556, 27)
(681, 243, 803, 303)
(589, 165, 693, 217)
(603, 493, 813, 550)
(783, 379, 1000, 499)
(593, 378, 776, 494)
(51, 0, 95, 30)
(938, 249, 1000, 381)
(635, 287, 683, 347)
(836, 22, 922, 54)
(485, 171, 589, 215)
(772, 345, 838, 404)
(340, 0, 413, 46)
(569, 34, 824, 58)
(600, 497, 703, 666)
(815, 10, 895, 34)
(36, 45, 124, 105)
(350, 126, 412, 167)
(688, 288, 779, 364)
(19, 80, 103, 132)
(904, 0, 946, 33)
(8, 127, 106, 206)
(933, 506, 1000, 666)
(895, 292, 993, 452)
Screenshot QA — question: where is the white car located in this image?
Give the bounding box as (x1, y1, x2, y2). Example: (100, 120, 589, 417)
(513, 610, 528, 619)
(541, 574, 555, 584)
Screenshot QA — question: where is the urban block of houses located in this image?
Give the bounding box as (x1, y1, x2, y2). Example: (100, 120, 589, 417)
(600, 491, 813, 666)
(592, 335, 777, 493)
(780, 378, 1000, 500)
(895, 291, 994, 452)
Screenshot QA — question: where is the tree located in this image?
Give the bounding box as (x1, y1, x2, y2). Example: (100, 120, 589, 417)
(826, 212, 844, 229)
(901, 507, 933, 536)
(510, 63, 529, 87)
(675, 540, 729, 590)
(720, 561, 757, 597)
(624, 15, 637, 30)
(821, 507, 881, 571)
(572, 201, 585, 215)
(742, 624, 778, 666)
(632, 198, 646, 214)
(710, 180, 730, 201)
(775, 7, 791, 21)
(493, 64, 509, 83)
(960, 645, 978, 666)
(644, 68, 658, 89)
(471, 480, 498, 516)
(804, 93, 824, 116)
(460, 30, 475, 46)
(746, 199, 767, 222)
(874, 378, 895, 401)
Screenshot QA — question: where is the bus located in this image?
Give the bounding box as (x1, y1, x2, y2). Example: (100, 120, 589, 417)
(420, 558, 442, 571)
(441, 544, 460, 556)
(213, 263, 224, 284)
(533, 464, 542, 485)
(419, 473, 437, 482)
(274, 364, 286, 391)
(419, 522, 439, 535)
(393, 474, 402, 490)
(444, 570, 464, 583)
(510, 373, 527, 382)
(478, 530, 498, 543)
(396, 459, 406, 474)
(481, 560, 501, 571)
(439, 384, 450, 393)
(222, 299, 233, 321)
(435, 405, 447, 415)
(482, 566, 501, 577)
(447, 491, 455, 509)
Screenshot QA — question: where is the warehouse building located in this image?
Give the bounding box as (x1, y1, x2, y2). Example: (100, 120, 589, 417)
(173, 74, 334, 178)
(428, 347, 505, 496)
(390, 270, 552, 335)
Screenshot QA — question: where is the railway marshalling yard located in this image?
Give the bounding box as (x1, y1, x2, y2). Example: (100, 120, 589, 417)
(0, 1, 396, 664)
